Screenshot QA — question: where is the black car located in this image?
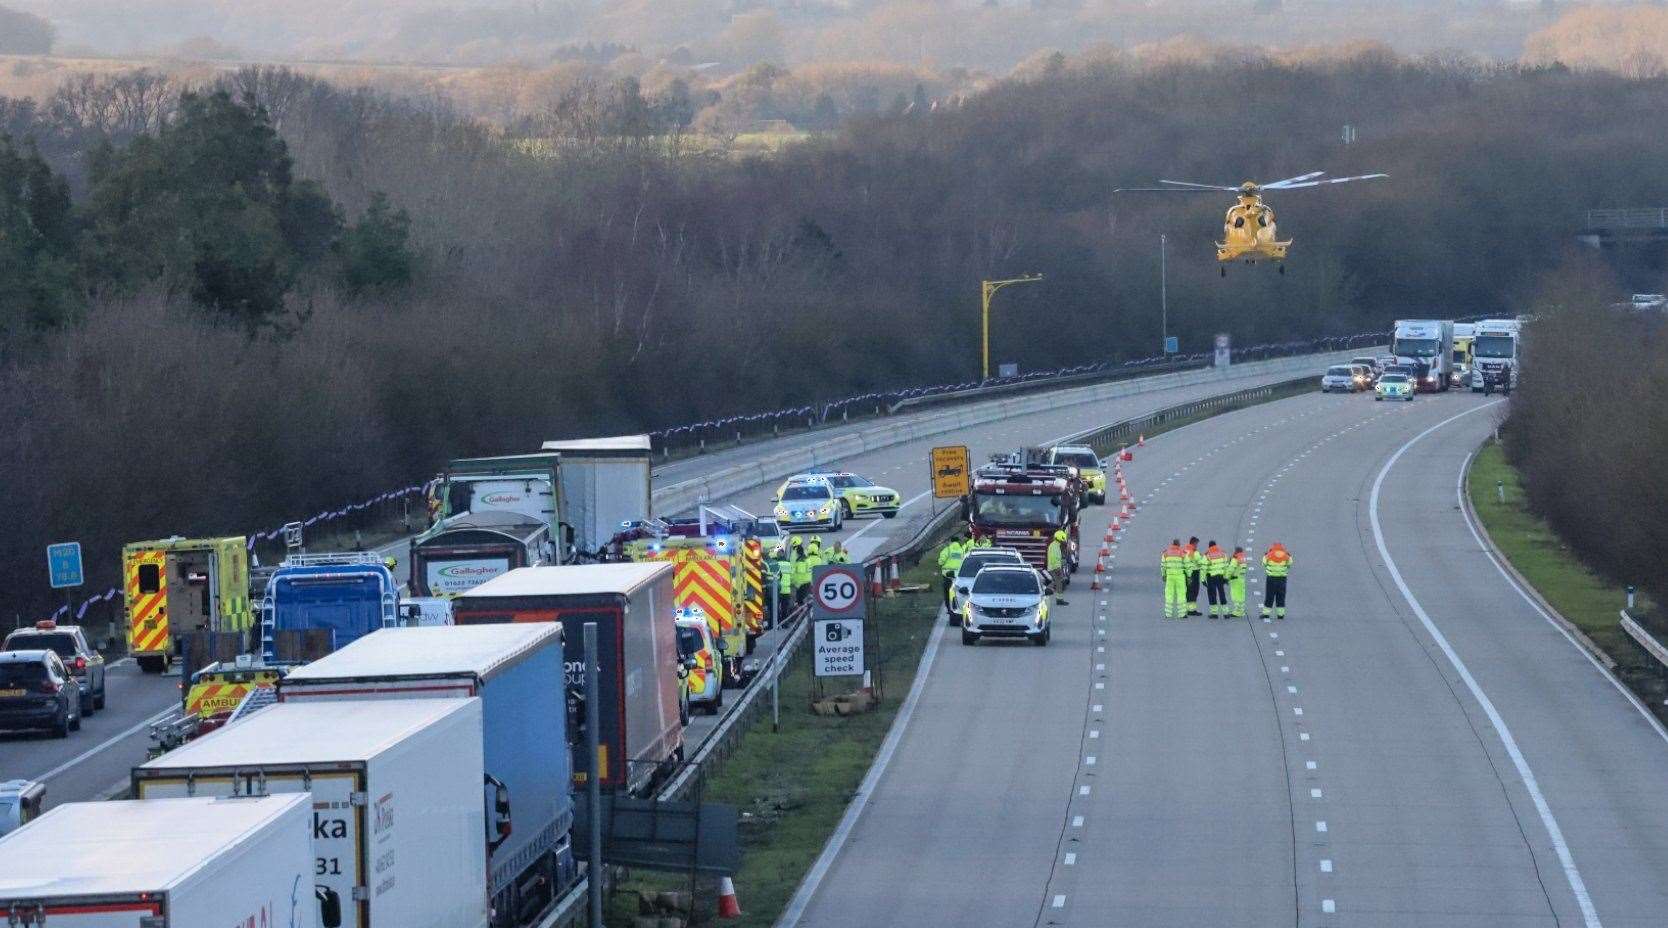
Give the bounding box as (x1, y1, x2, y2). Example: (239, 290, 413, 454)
(2, 622, 106, 714)
(0, 650, 82, 738)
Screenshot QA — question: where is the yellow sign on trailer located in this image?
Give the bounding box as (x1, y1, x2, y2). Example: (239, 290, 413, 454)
(121, 536, 253, 674)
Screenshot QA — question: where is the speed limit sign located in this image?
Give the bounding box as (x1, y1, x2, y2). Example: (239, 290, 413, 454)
(811, 565, 864, 619)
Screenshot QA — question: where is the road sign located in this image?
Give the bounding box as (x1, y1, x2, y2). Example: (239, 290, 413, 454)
(46, 542, 83, 589)
(813, 618, 865, 677)
(811, 565, 864, 619)
(930, 445, 971, 499)
(1164, 336, 1179, 354)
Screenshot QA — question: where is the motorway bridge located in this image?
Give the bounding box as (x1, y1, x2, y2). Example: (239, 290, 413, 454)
(11, 353, 1667, 927)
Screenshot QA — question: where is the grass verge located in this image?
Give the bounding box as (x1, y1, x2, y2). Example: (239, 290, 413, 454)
(1465, 439, 1667, 720)
(605, 558, 944, 927)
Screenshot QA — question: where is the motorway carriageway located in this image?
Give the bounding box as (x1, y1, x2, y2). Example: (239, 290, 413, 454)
(783, 390, 1668, 928)
(5, 360, 1345, 811)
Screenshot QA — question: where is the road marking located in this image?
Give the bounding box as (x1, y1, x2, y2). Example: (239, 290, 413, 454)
(29, 704, 178, 783)
(1085, 755, 1097, 766)
(1281, 666, 1290, 673)
(1287, 685, 1298, 694)
(1310, 788, 1323, 799)
(1094, 682, 1104, 690)
(1072, 815, 1085, 827)
(1370, 400, 1602, 928)
(1300, 733, 1310, 741)
(1306, 761, 1317, 770)
(1052, 895, 1067, 909)
(1322, 899, 1336, 914)
(1275, 650, 1284, 656)
(1095, 663, 1105, 671)
(778, 614, 949, 926)
(1079, 785, 1090, 795)
(1293, 707, 1303, 716)
(1092, 704, 1103, 713)
(1316, 821, 1327, 832)
(1321, 859, 1333, 872)
(1455, 450, 1668, 747)
(1089, 730, 1100, 739)
(1064, 853, 1077, 865)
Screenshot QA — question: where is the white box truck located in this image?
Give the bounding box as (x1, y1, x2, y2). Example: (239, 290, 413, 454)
(133, 699, 489, 928)
(279, 624, 576, 927)
(1391, 319, 1455, 392)
(0, 794, 316, 927)
(542, 435, 653, 558)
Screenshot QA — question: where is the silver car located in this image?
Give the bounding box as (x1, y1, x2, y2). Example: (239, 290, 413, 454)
(1320, 365, 1364, 393)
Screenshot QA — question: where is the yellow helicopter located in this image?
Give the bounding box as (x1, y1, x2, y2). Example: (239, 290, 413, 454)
(1120, 171, 1387, 275)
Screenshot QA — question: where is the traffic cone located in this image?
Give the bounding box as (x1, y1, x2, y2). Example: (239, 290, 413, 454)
(718, 877, 743, 919)
(887, 557, 903, 594)
(1095, 557, 1105, 573)
(869, 565, 884, 598)
(1138, 434, 1146, 446)
(1099, 542, 1110, 557)
(1090, 574, 1101, 591)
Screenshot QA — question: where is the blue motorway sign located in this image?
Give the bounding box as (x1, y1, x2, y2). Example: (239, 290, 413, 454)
(47, 542, 84, 589)
(1164, 336, 1179, 354)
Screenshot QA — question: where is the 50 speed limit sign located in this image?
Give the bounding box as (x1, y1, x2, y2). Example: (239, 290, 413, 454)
(811, 565, 865, 620)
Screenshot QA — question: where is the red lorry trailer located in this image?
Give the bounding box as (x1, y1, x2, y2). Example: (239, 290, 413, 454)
(451, 563, 683, 796)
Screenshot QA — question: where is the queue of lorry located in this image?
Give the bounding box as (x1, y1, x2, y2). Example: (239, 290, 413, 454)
(1317, 317, 1528, 399)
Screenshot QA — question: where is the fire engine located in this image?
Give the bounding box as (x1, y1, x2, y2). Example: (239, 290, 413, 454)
(966, 450, 1084, 574)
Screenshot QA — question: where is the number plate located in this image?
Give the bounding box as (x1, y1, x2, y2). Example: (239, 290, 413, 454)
(0, 688, 25, 698)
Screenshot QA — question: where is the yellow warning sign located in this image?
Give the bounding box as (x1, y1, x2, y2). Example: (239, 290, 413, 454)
(931, 446, 971, 499)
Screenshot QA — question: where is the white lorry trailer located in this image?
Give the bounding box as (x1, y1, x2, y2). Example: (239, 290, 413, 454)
(1391, 319, 1456, 392)
(0, 794, 316, 927)
(279, 624, 575, 927)
(542, 435, 653, 559)
(133, 699, 489, 928)
(1469, 317, 1524, 392)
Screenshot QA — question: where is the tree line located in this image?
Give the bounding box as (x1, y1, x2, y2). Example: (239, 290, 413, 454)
(6, 48, 1668, 617)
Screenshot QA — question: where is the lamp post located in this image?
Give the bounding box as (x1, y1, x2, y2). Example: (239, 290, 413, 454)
(1160, 233, 1168, 353)
(981, 274, 1044, 381)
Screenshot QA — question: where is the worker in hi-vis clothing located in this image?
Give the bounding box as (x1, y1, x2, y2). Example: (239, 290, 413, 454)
(1162, 539, 1189, 619)
(1203, 541, 1229, 619)
(1261, 542, 1293, 619)
(1227, 546, 1248, 618)
(1047, 529, 1069, 606)
(1183, 536, 1205, 616)
(937, 534, 968, 612)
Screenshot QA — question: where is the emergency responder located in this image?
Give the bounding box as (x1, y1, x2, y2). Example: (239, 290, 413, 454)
(788, 534, 804, 563)
(766, 545, 789, 625)
(1161, 539, 1188, 619)
(1203, 541, 1229, 619)
(774, 545, 795, 619)
(1261, 542, 1293, 619)
(828, 543, 849, 564)
(970, 534, 992, 550)
(1227, 546, 1248, 618)
(937, 533, 968, 611)
(794, 541, 826, 606)
(1184, 537, 1205, 616)
(805, 535, 823, 562)
(1046, 529, 1069, 606)
(383, 556, 397, 571)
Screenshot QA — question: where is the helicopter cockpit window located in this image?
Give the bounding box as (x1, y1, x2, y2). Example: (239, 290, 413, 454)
(1233, 216, 1245, 227)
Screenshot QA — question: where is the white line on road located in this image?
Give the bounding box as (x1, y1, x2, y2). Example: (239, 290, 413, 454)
(29, 704, 176, 783)
(1321, 859, 1333, 873)
(1064, 853, 1077, 865)
(1052, 895, 1066, 908)
(1316, 821, 1327, 832)
(1079, 785, 1090, 796)
(1370, 400, 1602, 928)
(778, 613, 950, 927)
(1322, 899, 1336, 914)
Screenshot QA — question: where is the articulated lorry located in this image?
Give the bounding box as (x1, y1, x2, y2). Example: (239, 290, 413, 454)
(0, 794, 316, 927)
(134, 699, 490, 928)
(411, 510, 554, 598)
(1391, 319, 1456, 392)
(437, 436, 653, 565)
(452, 563, 684, 795)
(122, 536, 254, 673)
(279, 624, 576, 927)
(1469, 318, 1524, 392)
(260, 553, 398, 662)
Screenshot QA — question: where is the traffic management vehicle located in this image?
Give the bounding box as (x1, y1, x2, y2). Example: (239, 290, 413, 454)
(0, 794, 317, 928)
(961, 564, 1051, 647)
(3, 620, 105, 714)
(1045, 445, 1108, 504)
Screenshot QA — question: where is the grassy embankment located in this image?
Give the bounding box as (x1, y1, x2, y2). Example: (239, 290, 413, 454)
(605, 557, 942, 927)
(1466, 439, 1666, 720)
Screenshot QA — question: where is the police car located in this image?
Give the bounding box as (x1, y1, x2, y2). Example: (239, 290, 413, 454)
(773, 477, 844, 531)
(774, 472, 900, 519)
(1045, 445, 1107, 505)
(675, 611, 723, 718)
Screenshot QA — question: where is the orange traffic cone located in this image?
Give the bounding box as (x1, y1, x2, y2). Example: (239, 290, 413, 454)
(718, 876, 743, 919)
(1138, 434, 1146, 446)
(1090, 575, 1101, 591)
(1099, 542, 1110, 556)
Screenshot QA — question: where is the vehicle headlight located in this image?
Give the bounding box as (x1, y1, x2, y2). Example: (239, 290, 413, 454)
(819, 506, 831, 517)
(774, 506, 789, 518)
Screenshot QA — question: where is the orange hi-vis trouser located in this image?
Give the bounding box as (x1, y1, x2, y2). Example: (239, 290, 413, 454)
(1164, 571, 1188, 618)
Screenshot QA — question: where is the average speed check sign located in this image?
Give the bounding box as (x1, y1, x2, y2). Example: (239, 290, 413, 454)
(811, 564, 864, 619)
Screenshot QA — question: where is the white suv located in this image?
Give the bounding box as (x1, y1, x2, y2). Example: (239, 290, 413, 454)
(961, 565, 1051, 647)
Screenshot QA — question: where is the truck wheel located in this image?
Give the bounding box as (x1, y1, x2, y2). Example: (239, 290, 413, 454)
(961, 629, 978, 646)
(137, 655, 167, 674)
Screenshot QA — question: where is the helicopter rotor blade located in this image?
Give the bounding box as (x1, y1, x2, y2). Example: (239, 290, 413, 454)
(1267, 172, 1388, 190)
(1114, 186, 1225, 193)
(1157, 179, 1240, 191)
(1261, 171, 1327, 189)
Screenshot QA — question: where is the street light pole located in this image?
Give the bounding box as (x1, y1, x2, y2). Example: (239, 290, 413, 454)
(980, 274, 1044, 381)
(1160, 233, 1168, 352)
